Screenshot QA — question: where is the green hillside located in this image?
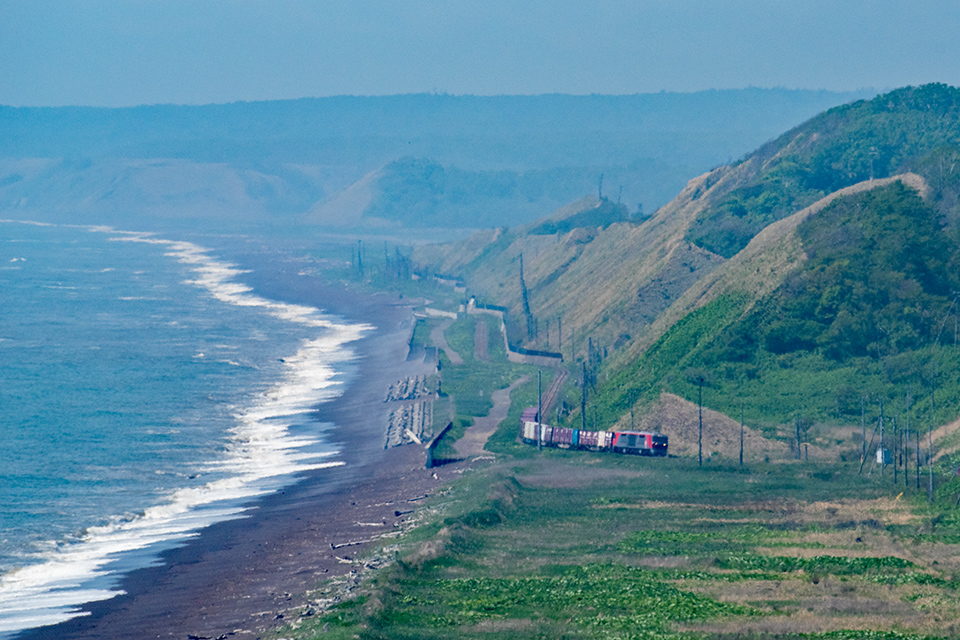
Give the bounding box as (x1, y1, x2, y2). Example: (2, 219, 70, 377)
(687, 83, 960, 257)
(281, 87, 960, 640)
(596, 180, 960, 437)
(413, 84, 960, 465)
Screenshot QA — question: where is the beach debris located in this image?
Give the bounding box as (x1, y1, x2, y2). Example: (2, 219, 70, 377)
(394, 509, 413, 517)
(330, 538, 376, 550)
(301, 546, 401, 621)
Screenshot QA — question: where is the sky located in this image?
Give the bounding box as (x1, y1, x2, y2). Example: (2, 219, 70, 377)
(1, 0, 958, 107)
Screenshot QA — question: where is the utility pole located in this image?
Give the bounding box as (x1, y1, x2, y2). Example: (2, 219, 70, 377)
(902, 420, 907, 489)
(929, 383, 936, 501)
(630, 408, 634, 431)
(519, 254, 534, 340)
(928, 423, 935, 501)
(598, 173, 604, 200)
(537, 370, 542, 452)
(795, 415, 801, 460)
(859, 413, 882, 476)
(861, 397, 866, 469)
(698, 376, 704, 467)
(581, 361, 587, 433)
(739, 402, 744, 467)
(879, 399, 885, 476)
(907, 386, 918, 490)
(893, 416, 898, 485)
(916, 424, 921, 490)
(931, 357, 937, 421)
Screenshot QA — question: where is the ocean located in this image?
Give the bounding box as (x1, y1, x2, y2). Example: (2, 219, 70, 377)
(0, 220, 368, 635)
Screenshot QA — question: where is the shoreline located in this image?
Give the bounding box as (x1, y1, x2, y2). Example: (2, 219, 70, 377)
(16, 246, 450, 640)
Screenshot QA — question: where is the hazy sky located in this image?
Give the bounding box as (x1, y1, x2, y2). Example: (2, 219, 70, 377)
(2, 0, 957, 107)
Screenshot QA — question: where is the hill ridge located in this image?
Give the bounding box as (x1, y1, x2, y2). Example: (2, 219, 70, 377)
(631, 173, 931, 363)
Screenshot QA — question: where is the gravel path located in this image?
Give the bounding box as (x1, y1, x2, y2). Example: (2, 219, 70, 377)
(473, 317, 489, 361)
(456, 376, 529, 458)
(430, 319, 463, 365)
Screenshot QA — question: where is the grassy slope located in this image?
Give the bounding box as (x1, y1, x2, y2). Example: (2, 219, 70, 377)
(589, 176, 960, 479)
(269, 86, 960, 640)
(275, 451, 960, 640)
(412, 172, 729, 362)
(413, 86, 960, 468)
(277, 244, 960, 640)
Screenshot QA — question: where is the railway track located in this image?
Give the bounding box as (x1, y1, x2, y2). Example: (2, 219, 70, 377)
(538, 368, 568, 420)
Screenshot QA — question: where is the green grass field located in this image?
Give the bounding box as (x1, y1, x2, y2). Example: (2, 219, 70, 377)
(274, 443, 960, 639)
(269, 285, 960, 640)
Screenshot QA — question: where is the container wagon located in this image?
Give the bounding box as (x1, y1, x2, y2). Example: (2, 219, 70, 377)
(520, 409, 666, 456)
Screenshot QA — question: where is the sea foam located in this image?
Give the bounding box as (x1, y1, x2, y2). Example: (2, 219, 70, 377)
(0, 226, 370, 635)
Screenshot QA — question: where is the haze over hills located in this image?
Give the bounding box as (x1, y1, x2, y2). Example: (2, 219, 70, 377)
(413, 84, 960, 459)
(0, 89, 872, 231)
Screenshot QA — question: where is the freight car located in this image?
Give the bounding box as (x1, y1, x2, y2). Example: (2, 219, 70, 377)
(519, 408, 667, 456)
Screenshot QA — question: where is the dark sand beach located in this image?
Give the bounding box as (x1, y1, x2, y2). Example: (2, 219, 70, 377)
(17, 247, 454, 640)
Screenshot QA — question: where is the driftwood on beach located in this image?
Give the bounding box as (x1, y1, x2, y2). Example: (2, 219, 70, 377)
(384, 375, 430, 402)
(383, 375, 436, 448)
(384, 400, 434, 448)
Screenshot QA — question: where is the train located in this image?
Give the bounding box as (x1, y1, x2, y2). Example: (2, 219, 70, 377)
(519, 407, 668, 456)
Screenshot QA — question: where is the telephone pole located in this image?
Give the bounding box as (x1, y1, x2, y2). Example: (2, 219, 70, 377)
(861, 397, 866, 469)
(928, 423, 935, 501)
(893, 416, 898, 485)
(698, 377, 704, 467)
(581, 361, 587, 433)
(879, 399, 885, 475)
(537, 370, 542, 452)
(739, 402, 744, 467)
(795, 415, 802, 460)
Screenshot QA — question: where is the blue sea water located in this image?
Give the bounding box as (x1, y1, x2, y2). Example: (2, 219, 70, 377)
(0, 220, 368, 634)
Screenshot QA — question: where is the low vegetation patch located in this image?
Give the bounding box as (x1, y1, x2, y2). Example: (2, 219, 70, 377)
(273, 455, 960, 640)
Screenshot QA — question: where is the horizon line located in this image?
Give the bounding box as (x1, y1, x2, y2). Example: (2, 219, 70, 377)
(0, 85, 889, 111)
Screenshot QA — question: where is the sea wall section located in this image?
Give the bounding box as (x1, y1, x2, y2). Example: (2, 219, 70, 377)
(466, 299, 563, 367)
